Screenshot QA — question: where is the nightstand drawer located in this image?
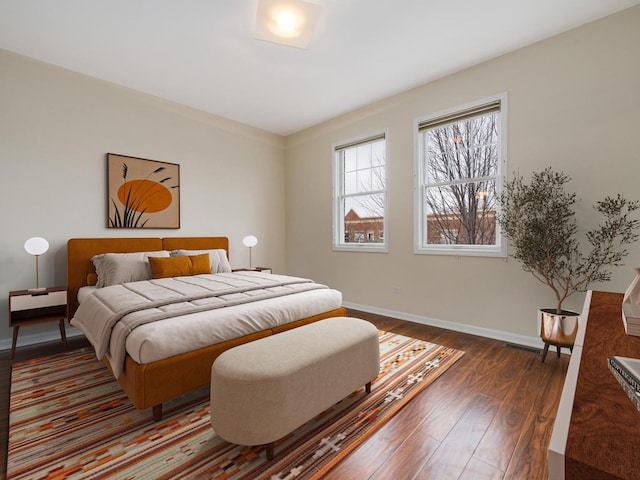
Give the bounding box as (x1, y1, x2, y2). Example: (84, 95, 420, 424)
(10, 290, 67, 311)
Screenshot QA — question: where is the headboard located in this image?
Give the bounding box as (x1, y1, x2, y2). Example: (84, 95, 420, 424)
(67, 237, 229, 317)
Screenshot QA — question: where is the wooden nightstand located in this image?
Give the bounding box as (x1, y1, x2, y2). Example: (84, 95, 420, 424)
(232, 267, 272, 273)
(9, 286, 68, 359)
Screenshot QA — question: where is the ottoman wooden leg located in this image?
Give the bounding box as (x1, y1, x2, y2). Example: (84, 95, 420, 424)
(152, 404, 163, 421)
(266, 442, 275, 461)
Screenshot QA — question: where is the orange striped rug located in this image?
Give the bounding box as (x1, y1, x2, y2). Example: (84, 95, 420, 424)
(8, 330, 464, 479)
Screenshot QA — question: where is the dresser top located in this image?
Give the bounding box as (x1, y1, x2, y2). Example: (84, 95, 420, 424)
(565, 291, 640, 479)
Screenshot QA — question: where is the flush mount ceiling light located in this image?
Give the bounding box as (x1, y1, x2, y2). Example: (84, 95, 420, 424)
(255, 0, 322, 49)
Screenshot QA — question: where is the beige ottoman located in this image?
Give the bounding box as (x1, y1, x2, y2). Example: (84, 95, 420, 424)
(210, 316, 380, 460)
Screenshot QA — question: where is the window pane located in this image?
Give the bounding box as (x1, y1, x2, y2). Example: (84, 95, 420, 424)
(371, 141, 385, 167)
(358, 168, 373, 192)
(356, 144, 373, 170)
(344, 149, 357, 173)
(345, 194, 385, 218)
(341, 140, 386, 196)
(343, 194, 385, 244)
(372, 166, 385, 190)
(424, 180, 497, 246)
(424, 113, 499, 185)
(344, 170, 358, 195)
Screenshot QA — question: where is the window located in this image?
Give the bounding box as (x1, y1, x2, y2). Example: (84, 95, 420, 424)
(333, 132, 387, 251)
(415, 94, 506, 256)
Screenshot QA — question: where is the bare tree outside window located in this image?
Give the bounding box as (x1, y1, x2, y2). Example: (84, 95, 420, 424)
(423, 114, 498, 245)
(416, 96, 505, 256)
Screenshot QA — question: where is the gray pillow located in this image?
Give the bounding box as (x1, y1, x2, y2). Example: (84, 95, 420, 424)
(92, 250, 170, 287)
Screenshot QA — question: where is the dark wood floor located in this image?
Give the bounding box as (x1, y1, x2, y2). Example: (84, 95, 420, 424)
(327, 310, 570, 480)
(0, 310, 569, 480)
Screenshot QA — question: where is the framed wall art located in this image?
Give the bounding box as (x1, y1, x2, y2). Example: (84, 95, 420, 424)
(107, 153, 180, 229)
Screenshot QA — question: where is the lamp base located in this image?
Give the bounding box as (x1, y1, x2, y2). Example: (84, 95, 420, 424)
(28, 287, 48, 294)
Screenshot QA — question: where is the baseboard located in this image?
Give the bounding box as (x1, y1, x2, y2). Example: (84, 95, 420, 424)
(343, 301, 547, 350)
(2, 307, 547, 354)
(0, 326, 84, 353)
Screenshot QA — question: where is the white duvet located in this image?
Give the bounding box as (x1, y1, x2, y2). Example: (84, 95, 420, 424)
(70, 271, 342, 378)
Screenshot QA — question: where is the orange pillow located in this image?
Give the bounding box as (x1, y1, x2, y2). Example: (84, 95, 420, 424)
(189, 253, 212, 275)
(149, 256, 191, 279)
(149, 254, 212, 279)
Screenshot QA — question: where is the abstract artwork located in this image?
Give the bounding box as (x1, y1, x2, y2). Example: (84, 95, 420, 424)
(107, 153, 180, 229)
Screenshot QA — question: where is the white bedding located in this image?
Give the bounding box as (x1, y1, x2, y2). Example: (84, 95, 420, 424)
(77, 285, 97, 304)
(126, 287, 341, 364)
(72, 271, 342, 377)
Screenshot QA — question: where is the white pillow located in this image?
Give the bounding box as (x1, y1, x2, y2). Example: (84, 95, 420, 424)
(92, 250, 170, 287)
(170, 249, 231, 274)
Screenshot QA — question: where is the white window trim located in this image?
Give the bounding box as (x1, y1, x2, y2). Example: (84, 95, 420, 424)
(413, 93, 508, 257)
(332, 130, 389, 253)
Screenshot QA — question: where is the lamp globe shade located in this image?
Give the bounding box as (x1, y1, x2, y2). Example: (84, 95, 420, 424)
(243, 235, 258, 248)
(24, 237, 49, 256)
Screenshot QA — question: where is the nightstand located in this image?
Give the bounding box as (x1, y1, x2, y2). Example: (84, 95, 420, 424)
(233, 267, 272, 273)
(9, 286, 68, 359)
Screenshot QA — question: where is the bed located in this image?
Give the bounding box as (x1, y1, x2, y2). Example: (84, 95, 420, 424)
(67, 237, 346, 420)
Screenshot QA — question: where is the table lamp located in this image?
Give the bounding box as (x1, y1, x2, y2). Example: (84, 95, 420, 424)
(242, 235, 258, 269)
(24, 236, 49, 292)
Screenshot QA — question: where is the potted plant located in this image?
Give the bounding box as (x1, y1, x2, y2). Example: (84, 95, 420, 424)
(497, 167, 640, 361)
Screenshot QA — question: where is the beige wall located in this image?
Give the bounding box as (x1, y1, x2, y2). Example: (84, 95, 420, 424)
(0, 49, 286, 349)
(285, 6, 640, 344)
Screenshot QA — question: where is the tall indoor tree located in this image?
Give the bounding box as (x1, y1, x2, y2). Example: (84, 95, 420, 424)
(498, 167, 640, 314)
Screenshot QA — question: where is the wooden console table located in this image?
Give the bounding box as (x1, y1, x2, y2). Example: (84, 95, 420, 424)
(549, 290, 640, 479)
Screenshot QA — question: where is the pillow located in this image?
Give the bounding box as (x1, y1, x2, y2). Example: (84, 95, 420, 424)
(91, 250, 170, 287)
(148, 254, 212, 279)
(170, 249, 231, 273)
(189, 253, 213, 275)
(149, 256, 191, 279)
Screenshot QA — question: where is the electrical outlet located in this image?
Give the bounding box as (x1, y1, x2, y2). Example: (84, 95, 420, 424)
(392, 287, 401, 294)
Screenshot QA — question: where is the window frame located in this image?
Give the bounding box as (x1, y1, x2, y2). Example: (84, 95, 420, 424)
(332, 130, 388, 253)
(413, 93, 507, 257)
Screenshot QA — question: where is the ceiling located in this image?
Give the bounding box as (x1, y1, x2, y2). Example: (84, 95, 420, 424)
(1, 0, 638, 136)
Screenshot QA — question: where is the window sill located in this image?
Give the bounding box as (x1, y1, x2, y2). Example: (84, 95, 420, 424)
(333, 245, 389, 253)
(414, 246, 506, 258)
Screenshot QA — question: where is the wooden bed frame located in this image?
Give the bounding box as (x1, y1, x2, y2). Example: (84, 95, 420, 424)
(67, 237, 346, 420)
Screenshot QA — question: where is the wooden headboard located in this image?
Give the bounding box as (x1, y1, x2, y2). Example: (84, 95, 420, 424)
(67, 237, 229, 317)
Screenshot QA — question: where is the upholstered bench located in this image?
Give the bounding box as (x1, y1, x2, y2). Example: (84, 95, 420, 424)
(210, 316, 380, 460)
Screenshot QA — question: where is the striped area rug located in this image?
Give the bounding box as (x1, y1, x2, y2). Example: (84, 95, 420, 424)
(8, 330, 464, 479)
